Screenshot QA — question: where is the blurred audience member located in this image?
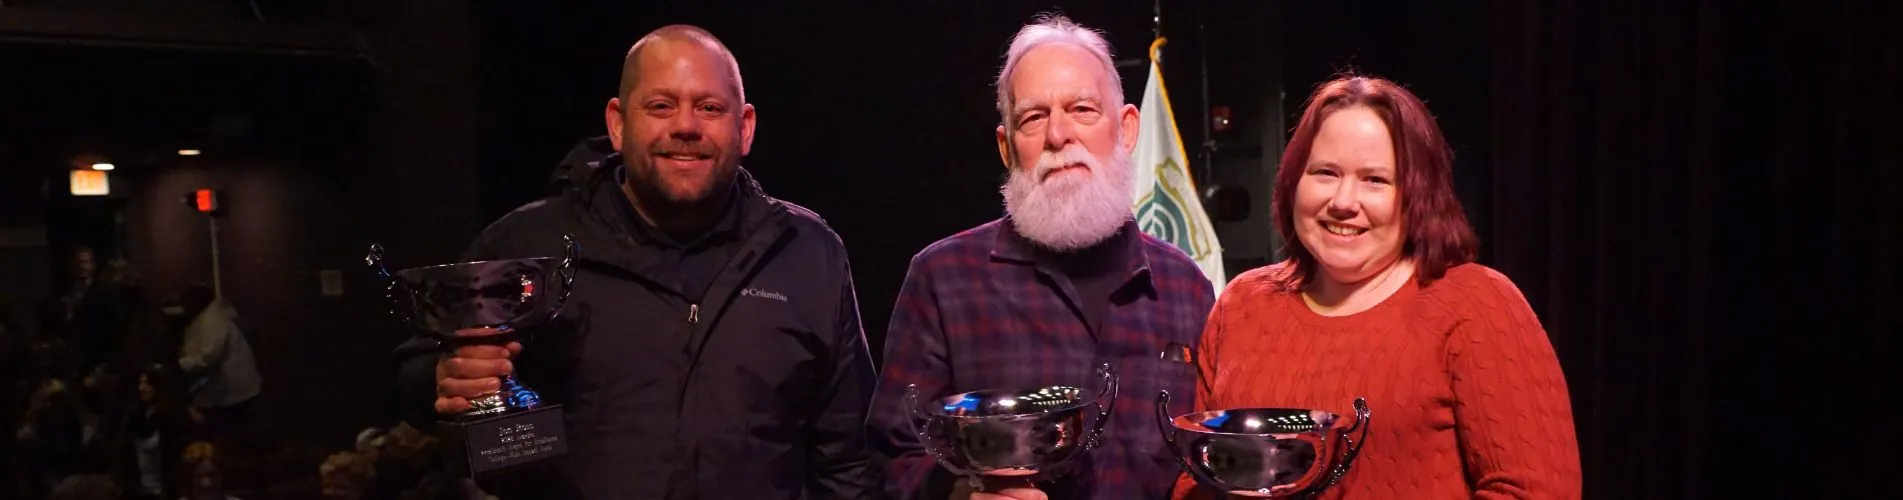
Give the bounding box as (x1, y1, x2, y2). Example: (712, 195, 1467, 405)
(47, 246, 132, 370)
(320, 451, 375, 500)
(45, 472, 121, 500)
(174, 284, 260, 436)
(325, 421, 489, 500)
(24, 334, 82, 387)
(15, 376, 101, 499)
(354, 427, 388, 464)
(116, 363, 205, 500)
(81, 361, 136, 444)
(381, 422, 450, 499)
(179, 440, 239, 500)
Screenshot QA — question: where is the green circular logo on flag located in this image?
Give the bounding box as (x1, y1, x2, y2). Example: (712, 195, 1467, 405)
(1136, 158, 1213, 260)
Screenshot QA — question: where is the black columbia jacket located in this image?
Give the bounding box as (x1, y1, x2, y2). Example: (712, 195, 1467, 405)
(394, 154, 878, 499)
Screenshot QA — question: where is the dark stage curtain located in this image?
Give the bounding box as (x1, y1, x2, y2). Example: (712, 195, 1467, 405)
(1487, 0, 1900, 497)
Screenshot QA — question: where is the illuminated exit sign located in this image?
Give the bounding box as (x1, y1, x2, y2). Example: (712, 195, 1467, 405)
(194, 189, 219, 213)
(70, 170, 109, 196)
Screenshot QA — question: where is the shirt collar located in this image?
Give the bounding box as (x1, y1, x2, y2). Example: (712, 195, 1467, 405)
(612, 159, 747, 249)
(991, 217, 1154, 287)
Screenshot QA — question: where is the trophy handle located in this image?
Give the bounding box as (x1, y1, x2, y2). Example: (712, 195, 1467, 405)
(1308, 397, 1371, 495)
(1084, 362, 1118, 450)
(365, 243, 392, 278)
(1157, 390, 1227, 493)
(1155, 390, 1185, 466)
(364, 243, 412, 325)
(547, 234, 581, 323)
(903, 384, 927, 422)
(902, 384, 968, 478)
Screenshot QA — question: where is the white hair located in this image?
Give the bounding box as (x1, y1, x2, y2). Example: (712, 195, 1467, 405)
(994, 14, 1124, 140)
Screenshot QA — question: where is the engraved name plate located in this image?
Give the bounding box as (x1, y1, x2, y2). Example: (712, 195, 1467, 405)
(446, 404, 569, 476)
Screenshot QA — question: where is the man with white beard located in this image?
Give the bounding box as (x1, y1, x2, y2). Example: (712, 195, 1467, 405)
(866, 14, 1217, 500)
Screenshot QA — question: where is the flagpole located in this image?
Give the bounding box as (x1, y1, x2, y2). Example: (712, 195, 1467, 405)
(1149, 0, 1217, 190)
(1152, 0, 1161, 40)
(1196, 23, 1214, 189)
(1131, 17, 1230, 294)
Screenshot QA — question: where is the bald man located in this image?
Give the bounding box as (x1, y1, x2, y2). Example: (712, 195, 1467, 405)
(394, 25, 878, 499)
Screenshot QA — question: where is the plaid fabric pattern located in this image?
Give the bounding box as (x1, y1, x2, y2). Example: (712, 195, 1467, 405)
(868, 219, 1216, 500)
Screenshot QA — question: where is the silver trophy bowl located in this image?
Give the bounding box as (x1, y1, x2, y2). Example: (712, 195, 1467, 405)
(366, 236, 579, 416)
(903, 363, 1118, 488)
(1157, 391, 1369, 498)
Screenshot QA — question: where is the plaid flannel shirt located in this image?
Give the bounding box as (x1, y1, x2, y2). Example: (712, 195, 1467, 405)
(868, 218, 1216, 500)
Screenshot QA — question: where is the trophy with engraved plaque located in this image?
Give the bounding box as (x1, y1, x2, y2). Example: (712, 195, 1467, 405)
(366, 236, 579, 477)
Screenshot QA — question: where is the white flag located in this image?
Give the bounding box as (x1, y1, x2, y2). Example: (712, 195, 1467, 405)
(1131, 38, 1226, 295)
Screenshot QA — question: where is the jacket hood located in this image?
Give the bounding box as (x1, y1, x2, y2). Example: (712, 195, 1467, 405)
(548, 135, 617, 194)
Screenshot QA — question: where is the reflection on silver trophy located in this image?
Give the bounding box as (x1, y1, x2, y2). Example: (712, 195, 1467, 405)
(1156, 391, 1370, 498)
(903, 363, 1119, 490)
(365, 236, 579, 477)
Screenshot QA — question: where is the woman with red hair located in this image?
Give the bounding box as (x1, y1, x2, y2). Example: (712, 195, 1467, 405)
(1170, 75, 1580, 499)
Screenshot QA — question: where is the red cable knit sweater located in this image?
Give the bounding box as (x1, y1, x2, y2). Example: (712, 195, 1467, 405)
(1171, 263, 1581, 499)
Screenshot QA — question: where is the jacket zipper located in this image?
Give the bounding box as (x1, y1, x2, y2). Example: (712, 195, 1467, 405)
(688, 303, 699, 324)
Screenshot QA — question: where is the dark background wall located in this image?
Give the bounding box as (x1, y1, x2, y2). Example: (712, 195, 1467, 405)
(2, 0, 1896, 497)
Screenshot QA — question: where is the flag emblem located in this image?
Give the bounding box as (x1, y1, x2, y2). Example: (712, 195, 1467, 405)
(1135, 158, 1216, 262)
(1130, 37, 1227, 294)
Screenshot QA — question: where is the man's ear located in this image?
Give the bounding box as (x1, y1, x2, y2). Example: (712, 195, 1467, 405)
(996, 125, 1012, 170)
(739, 103, 757, 156)
(1117, 103, 1141, 157)
(605, 98, 627, 151)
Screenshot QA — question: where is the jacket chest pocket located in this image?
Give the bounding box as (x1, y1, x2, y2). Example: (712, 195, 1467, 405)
(717, 300, 829, 423)
(559, 294, 697, 424)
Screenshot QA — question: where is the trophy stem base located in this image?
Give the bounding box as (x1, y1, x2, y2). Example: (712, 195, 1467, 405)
(438, 404, 568, 478)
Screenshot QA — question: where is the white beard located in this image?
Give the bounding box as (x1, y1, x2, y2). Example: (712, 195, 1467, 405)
(1001, 143, 1135, 252)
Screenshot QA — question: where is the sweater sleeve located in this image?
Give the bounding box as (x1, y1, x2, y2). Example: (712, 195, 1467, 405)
(1444, 271, 1583, 499)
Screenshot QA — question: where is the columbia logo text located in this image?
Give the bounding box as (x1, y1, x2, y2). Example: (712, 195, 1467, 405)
(742, 288, 788, 302)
